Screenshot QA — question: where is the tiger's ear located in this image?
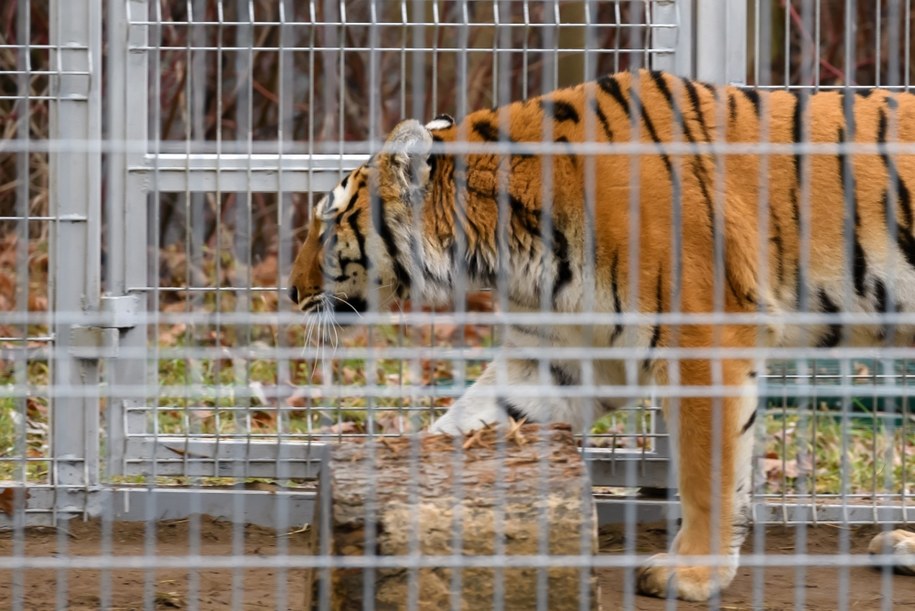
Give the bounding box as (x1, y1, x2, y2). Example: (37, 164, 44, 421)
(378, 119, 434, 191)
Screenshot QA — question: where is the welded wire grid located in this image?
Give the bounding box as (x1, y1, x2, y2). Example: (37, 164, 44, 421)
(0, 1, 54, 500)
(2, 0, 915, 609)
(119, 0, 679, 480)
(747, 0, 914, 516)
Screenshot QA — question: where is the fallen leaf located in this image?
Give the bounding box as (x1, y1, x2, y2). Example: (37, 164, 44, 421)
(0, 485, 30, 518)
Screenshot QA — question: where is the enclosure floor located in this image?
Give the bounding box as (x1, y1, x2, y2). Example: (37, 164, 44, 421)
(0, 516, 311, 610)
(2, 518, 914, 609)
(600, 523, 915, 609)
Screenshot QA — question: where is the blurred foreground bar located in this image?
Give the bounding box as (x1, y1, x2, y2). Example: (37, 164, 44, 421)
(306, 423, 599, 610)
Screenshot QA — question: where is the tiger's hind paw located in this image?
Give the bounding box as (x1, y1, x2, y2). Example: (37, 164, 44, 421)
(868, 530, 915, 576)
(636, 553, 736, 602)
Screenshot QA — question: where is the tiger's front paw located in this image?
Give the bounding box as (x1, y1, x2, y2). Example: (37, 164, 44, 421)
(427, 404, 505, 436)
(636, 553, 735, 602)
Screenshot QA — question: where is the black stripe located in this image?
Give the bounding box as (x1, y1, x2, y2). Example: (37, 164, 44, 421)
(324, 270, 350, 284)
(698, 81, 718, 99)
(898, 226, 915, 270)
(874, 278, 889, 313)
(508, 194, 572, 304)
(432, 113, 455, 126)
(551, 227, 573, 304)
(740, 409, 757, 435)
(473, 118, 532, 160)
(792, 90, 807, 189)
(770, 211, 785, 298)
(498, 397, 529, 423)
(508, 194, 540, 236)
(644, 269, 663, 372)
(877, 107, 913, 230)
(473, 119, 501, 141)
(739, 87, 761, 116)
(646, 73, 707, 210)
(854, 89, 874, 98)
(853, 237, 868, 298)
(650, 73, 733, 301)
(549, 363, 576, 386)
(882, 189, 915, 270)
(540, 98, 581, 123)
(597, 75, 631, 118)
(629, 85, 673, 176)
(610, 251, 623, 343)
(682, 77, 713, 142)
(728, 92, 738, 124)
(370, 195, 411, 290)
(874, 277, 893, 342)
(817, 289, 843, 348)
(590, 98, 614, 141)
(838, 126, 868, 299)
(340, 207, 368, 269)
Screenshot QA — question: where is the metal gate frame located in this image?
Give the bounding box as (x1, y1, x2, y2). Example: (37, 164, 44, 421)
(90, 1, 694, 528)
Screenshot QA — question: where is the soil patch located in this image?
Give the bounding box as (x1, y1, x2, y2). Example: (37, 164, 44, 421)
(600, 523, 915, 610)
(2, 518, 913, 609)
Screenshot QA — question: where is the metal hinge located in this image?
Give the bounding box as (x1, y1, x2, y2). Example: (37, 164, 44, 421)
(98, 294, 142, 329)
(69, 295, 142, 360)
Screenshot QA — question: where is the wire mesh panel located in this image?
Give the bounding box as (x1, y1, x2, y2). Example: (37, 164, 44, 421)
(0, 0, 103, 526)
(105, 0, 685, 490)
(5, 0, 915, 609)
(743, 0, 915, 524)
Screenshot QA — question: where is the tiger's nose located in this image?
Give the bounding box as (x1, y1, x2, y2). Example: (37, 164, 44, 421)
(288, 285, 299, 304)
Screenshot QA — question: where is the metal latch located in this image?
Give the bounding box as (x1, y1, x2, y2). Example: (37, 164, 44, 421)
(69, 325, 120, 359)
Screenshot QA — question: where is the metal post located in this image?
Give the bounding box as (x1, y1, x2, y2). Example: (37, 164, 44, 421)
(695, 0, 748, 84)
(652, 0, 693, 77)
(105, 0, 151, 476)
(48, 0, 103, 517)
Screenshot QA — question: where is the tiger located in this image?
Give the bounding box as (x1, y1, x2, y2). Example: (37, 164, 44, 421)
(287, 69, 915, 601)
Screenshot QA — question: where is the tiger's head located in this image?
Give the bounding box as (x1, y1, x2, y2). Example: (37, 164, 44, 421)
(287, 116, 455, 318)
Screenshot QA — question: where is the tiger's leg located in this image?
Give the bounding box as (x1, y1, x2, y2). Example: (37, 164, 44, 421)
(637, 357, 757, 601)
(428, 357, 592, 435)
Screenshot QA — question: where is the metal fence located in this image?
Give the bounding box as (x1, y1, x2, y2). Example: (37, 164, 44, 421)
(2, 0, 915, 609)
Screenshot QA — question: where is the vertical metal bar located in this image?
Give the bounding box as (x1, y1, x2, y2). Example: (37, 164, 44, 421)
(144, 2, 164, 608)
(651, 0, 690, 76)
(837, 4, 857, 610)
(107, 0, 151, 477)
(233, 2, 255, 607)
(695, 0, 747, 84)
(11, 0, 31, 608)
(273, 2, 294, 608)
(48, 0, 102, 506)
(47, 1, 102, 607)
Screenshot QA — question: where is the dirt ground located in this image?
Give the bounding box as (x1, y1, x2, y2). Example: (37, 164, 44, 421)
(599, 523, 915, 610)
(1, 518, 913, 610)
